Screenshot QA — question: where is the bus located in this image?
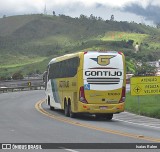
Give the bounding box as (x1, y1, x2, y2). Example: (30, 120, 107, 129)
(45, 51, 126, 120)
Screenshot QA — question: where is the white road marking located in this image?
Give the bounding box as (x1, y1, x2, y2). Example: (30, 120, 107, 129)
(113, 118, 160, 129)
(114, 112, 160, 129)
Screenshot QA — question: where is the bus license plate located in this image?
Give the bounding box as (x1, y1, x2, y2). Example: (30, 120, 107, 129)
(99, 106, 107, 110)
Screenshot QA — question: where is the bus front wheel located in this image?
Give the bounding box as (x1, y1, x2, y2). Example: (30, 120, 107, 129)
(50, 106, 54, 110)
(48, 96, 54, 110)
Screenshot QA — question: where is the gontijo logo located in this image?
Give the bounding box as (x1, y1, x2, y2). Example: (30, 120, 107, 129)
(91, 55, 115, 66)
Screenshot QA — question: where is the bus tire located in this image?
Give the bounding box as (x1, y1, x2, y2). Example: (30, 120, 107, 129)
(64, 101, 69, 117)
(48, 96, 54, 110)
(48, 96, 50, 106)
(95, 114, 105, 119)
(106, 114, 113, 120)
(68, 103, 76, 118)
(50, 106, 54, 110)
(95, 114, 113, 120)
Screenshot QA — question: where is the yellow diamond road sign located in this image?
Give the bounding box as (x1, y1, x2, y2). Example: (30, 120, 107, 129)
(133, 86, 142, 94)
(131, 76, 160, 96)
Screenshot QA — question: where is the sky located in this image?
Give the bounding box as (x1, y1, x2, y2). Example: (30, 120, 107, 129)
(0, 0, 160, 26)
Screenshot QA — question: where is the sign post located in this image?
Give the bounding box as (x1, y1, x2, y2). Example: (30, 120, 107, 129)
(28, 82, 31, 87)
(138, 95, 140, 115)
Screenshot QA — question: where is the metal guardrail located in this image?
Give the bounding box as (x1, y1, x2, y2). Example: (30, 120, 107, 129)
(0, 79, 45, 93)
(0, 85, 44, 93)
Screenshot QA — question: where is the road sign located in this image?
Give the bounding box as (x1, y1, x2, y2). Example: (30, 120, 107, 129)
(130, 76, 160, 96)
(28, 82, 31, 87)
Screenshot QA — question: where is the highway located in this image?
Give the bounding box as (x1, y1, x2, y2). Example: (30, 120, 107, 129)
(0, 90, 159, 152)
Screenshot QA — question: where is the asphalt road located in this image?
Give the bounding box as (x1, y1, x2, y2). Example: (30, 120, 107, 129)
(0, 90, 159, 152)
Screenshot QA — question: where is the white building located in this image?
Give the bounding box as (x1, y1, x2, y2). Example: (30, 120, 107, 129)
(147, 60, 160, 76)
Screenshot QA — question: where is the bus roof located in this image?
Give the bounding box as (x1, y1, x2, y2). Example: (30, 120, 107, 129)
(48, 50, 122, 65)
(48, 52, 81, 65)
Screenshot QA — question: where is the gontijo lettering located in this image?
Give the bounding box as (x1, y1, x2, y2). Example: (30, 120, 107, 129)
(85, 71, 122, 76)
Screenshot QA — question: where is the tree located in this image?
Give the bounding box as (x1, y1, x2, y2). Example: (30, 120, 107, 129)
(79, 14, 87, 19)
(127, 39, 134, 46)
(98, 17, 103, 21)
(53, 11, 56, 16)
(156, 23, 160, 28)
(135, 63, 157, 76)
(110, 14, 114, 21)
(125, 39, 134, 48)
(12, 72, 24, 80)
(89, 14, 94, 20)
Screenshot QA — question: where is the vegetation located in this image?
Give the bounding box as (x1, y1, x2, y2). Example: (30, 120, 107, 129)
(12, 71, 24, 80)
(135, 63, 157, 76)
(1, 14, 160, 118)
(0, 14, 160, 79)
(125, 93, 160, 119)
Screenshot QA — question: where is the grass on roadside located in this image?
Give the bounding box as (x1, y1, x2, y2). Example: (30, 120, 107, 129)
(125, 93, 160, 119)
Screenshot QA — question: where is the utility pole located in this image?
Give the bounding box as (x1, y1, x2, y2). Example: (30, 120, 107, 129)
(44, 3, 47, 15)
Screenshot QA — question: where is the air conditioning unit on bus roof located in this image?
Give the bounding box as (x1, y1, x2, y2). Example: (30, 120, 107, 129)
(85, 50, 121, 54)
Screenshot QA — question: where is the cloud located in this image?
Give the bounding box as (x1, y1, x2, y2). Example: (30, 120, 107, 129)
(123, 0, 160, 24)
(0, 0, 142, 16)
(0, 0, 159, 25)
(0, 0, 44, 16)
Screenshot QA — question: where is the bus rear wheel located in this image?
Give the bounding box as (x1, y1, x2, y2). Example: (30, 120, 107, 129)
(95, 113, 113, 120)
(68, 103, 76, 118)
(64, 101, 69, 117)
(106, 114, 113, 120)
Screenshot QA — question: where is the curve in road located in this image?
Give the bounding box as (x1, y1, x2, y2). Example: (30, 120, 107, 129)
(35, 99, 160, 143)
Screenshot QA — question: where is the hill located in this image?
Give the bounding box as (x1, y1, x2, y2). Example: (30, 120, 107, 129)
(0, 14, 160, 79)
